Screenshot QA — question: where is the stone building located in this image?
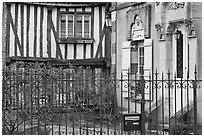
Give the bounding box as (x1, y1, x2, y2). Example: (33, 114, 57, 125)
(110, 2, 202, 129)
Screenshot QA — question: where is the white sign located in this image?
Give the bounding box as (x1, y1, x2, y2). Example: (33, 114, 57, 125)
(132, 29, 145, 41)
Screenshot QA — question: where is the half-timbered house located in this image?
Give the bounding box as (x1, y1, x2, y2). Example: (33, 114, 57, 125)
(3, 2, 111, 73)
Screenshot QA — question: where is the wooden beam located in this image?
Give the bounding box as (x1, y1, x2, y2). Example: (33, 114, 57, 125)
(91, 6, 94, 38)
(7, 56, 107, 67)
(74, 43, 77, 59)
(21, 5, 24, 56)
(50, 19, 63, 59)
(91, 42, 94, 58)
(105, 27, 111, 58)
(8, 4, 23, 56)
(14, 3, 18, 56)
(65, 44, 67, 59)
(40, 6, 44, 57)
(98, 6, 102, 58)
(59, 37, 94, 44)
(26, 5, 30, 57)
(83, 43, 86, 59)
(6, 4, 11, 57)
(47, 8, 51, 58)
(33, 6, 37, 57)
(94, 23, 106, 58)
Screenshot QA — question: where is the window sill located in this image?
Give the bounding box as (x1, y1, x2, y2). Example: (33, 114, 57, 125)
(188, 35, 196, 39)
(59, 37, 94, 44)
(158, 38, 165, 42)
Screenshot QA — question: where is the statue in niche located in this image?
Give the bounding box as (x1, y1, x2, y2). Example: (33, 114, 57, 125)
(131, 14, 144, 40)
(132, 15, 144, 31)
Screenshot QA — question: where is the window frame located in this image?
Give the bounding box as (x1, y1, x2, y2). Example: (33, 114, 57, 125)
(138, 46, 144, 77)
(59, 9, 92, 39)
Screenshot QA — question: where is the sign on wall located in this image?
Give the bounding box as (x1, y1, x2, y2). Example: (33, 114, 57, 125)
(131, 15, 145, 41)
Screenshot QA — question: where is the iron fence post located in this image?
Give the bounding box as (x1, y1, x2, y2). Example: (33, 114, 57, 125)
(141, 76, 145, 135)
(155, 69, 158, 134)
(167, 70, 171, 134)
(120, 71, 123, 134)
(186, 70, 190, 134)
(149, 72, 152, 134)
(174, 72, 177, 134)
(193, 66, 197, 134)
(128, 69, 130, 113)
(162, 72, 164, 135)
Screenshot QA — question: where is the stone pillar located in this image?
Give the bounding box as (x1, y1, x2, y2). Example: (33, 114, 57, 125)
(191, 2, 202, 125)
(162, 26, 175, 123)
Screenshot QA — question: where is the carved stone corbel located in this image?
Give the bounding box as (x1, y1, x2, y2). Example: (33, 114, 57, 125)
(185, 19, 196, 37)
(165, 24, 177, 41)
(155, 23, 164, 40)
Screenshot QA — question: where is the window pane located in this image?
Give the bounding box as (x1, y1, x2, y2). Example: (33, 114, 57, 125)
(67, 15, 74, 37)
(60, 15, 66, 38)
(76, 15, 82, 37)
(84, 15, 90, 38)
(85, 7, 91, 12)
(139, 66, 144, 75)
(139, 57, 144, 65)
(76, 8, 82, 12)
(131, 63, 138, 74)
(139, 47, 144, 56)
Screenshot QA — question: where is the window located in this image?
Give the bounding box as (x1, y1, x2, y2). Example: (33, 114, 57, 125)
(131, 63, 138, 74)
(67, 15, 74, 37)
(177, 33, 183, 78)
(60, 15, 66, 38)
(60, 14, 91, 38)
(139, 47, 144, 76)
(76, 15, 82, 37)
(60, 14, 74, 38)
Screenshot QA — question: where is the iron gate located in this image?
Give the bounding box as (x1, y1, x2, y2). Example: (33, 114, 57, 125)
(2, 62, 202, 135)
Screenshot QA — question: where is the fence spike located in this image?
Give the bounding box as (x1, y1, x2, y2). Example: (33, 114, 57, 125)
(187, 69, 189, 79)
(174, 71, 177, 79)
(167, 69, 171, 78)
(149, 71, 151, 79)
(155, 69, 159, 76)
(194, 65, 197, 77)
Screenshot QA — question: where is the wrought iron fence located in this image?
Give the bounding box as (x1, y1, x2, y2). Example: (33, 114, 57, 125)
(2, 62, 202, 135)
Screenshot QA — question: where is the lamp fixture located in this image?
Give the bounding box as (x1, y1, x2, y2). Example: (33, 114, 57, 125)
(174, 28, 181, 40)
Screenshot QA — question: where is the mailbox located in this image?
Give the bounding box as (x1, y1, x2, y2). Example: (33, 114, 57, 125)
(123, 114, 141, 132)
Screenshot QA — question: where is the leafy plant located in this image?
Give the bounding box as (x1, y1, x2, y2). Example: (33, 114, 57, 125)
(2, 62, 118, 135)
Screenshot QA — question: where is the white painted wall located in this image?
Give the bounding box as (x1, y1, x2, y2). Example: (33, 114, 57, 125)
(8, 3, 107, 60)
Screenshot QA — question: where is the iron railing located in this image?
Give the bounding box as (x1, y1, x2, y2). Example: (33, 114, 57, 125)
(2, 62, 202, 135)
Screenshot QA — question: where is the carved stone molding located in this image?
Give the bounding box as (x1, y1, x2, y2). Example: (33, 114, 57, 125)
(185, 19, 196, 37)
(166, 2, 185, 11)
(126, 5, 151, 41)
(155, 23, 162, 31)
(155, 23, 164, 40)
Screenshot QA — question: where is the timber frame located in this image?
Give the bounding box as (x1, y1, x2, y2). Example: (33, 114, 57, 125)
(4, 2, 111, 68)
